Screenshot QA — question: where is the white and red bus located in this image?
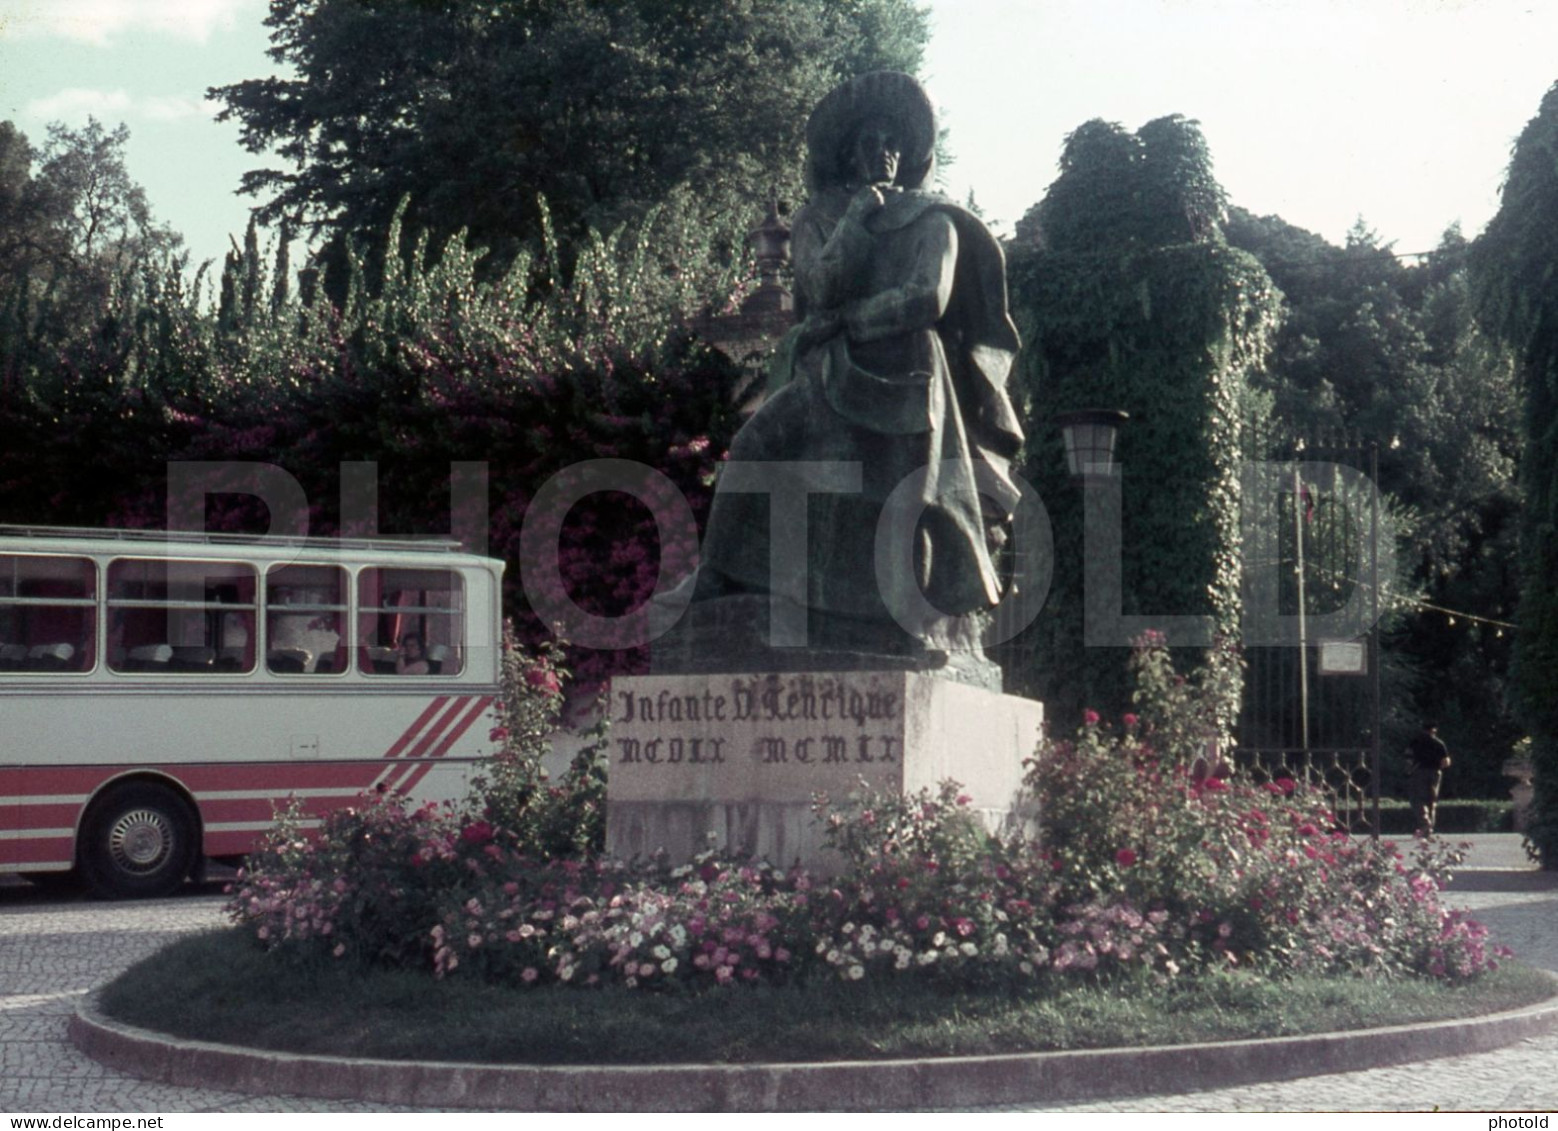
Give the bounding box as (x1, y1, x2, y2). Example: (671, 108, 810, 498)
(0, 526, 503, 898)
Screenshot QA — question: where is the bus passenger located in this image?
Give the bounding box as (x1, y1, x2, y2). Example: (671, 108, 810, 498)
(395, 633, 429, 675)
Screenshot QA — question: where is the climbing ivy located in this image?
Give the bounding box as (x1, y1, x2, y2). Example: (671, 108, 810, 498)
(1003, 116, 1280, 729)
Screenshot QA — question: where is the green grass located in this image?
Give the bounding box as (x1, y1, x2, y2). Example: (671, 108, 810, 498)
(97, 930, 1556, 1066)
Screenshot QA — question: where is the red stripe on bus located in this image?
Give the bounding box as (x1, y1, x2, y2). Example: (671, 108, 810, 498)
(430, 695, 493, 760)
(405, 697, 473, 760)
(383, 697, 451, 760)
(384, 696, 494, 795)
(4, 838, 75, 865)
(374, 696, 474, 792)
(5, 762, 392, 799)
(9, 803, 79, 830)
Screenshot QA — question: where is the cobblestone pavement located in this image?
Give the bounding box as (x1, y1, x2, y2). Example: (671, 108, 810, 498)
(2, 835, 1555, 1114)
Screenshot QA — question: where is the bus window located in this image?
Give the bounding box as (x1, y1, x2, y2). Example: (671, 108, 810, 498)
(0, 555, 96, 673)
(107, 559, 257, 674)
(266, 564, 347, 674)
(358, 567, 464, 676)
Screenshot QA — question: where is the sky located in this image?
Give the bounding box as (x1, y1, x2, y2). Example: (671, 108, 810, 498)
(1, 0, 1556, 275)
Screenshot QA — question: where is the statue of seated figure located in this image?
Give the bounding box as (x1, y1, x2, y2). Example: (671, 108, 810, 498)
(663, 72, 1025, 688)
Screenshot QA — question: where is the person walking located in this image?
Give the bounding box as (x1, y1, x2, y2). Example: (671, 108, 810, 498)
(1407, 723, 1452, 836)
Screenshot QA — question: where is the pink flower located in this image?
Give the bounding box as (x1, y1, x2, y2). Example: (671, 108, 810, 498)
(460, 821, 495, 844)
(524, 667, 561, 695)
(1083, 709, 1101, 726)
(1122, 713, 1138, 728)
(1116, 848, 1138, 868)
(521, 967, 538, 983)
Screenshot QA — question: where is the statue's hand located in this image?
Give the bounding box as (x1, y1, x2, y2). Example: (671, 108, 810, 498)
(846, 183, 887, 221)
(797, 310, 843, 350)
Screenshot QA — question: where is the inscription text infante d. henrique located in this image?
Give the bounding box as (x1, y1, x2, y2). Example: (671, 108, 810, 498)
(615, 676, 900, 728)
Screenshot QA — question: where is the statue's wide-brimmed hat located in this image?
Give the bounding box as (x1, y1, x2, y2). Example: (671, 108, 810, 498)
(805, 71, 937, 192)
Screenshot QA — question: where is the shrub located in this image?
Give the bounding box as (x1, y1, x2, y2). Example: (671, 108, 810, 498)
(1028, 634, 1508, 981)
(472, 623, 606, 860)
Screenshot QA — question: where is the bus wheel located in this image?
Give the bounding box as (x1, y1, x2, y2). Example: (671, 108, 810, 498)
(80, 784, 198, 900)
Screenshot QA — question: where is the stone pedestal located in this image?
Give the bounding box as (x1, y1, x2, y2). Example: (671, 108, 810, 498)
(605, 670, 1043, 874)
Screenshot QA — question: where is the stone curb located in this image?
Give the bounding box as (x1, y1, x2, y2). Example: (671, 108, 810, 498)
(71, 982, 1558, 1112)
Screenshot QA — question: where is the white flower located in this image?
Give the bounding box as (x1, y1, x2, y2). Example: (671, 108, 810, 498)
(960, 941, 978, 957)
(661, 958, 678, 974)
(932, 931, 947, 947)
(847, 965, 865, 981)
(652, 945, 671, 960)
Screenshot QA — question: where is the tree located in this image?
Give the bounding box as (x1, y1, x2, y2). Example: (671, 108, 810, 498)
(1470, 80, 1558, 864)
(211, 0, 929, 286)
(0, 122, 64, 279)
(0, 118, 185, 401)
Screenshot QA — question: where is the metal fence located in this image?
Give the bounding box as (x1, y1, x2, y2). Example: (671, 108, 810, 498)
(1234, 436, 1384, 834)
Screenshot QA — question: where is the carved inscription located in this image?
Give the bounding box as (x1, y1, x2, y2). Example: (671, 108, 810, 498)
(614, 675, 902, 771)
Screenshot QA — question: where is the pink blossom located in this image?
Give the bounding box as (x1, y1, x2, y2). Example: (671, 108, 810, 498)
(524, 667, 561, 695)
(1116, 847, 1138, 868)
(1083, 709, 1101, 726)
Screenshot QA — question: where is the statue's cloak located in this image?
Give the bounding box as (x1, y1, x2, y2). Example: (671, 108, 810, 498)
(699, 187, 1022, 630)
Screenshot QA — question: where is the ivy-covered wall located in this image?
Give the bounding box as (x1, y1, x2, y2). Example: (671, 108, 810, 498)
(1002, 117, 1280, 729)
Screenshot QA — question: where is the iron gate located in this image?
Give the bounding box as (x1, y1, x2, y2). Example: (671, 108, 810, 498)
(1235, 437, 1384, 834)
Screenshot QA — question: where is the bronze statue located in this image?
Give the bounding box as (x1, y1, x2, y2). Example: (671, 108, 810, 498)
(673, 72, 1023, 678)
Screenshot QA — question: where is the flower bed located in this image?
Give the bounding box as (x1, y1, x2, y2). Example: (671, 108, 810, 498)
(227, 634, 1509, 992)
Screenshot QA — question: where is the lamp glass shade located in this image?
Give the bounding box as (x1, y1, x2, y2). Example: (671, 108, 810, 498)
(1056, 410, 1128, 480)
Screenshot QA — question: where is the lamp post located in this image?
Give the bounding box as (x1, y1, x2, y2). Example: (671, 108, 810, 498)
(1054, 409, 1129, 481)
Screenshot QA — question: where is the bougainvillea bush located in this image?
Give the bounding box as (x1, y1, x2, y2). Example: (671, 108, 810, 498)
(0, 203, 745, 684)
(228, 635, 1508, 991)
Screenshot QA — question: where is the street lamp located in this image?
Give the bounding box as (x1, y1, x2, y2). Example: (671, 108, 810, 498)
(1054, 409, 1129, 481)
